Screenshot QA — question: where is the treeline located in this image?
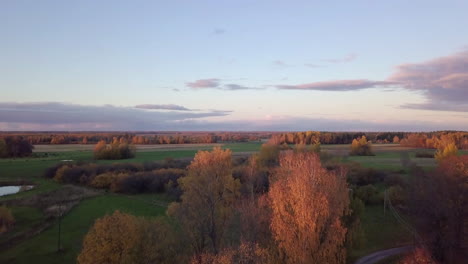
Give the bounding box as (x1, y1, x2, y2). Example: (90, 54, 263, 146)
(399, 131, 468, 149)
(268, 131, 468, 149)
(0, 136, 33, 158)
(0, 132, 270, 145)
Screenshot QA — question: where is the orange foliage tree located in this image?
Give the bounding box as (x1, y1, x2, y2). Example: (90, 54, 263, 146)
(168, 147, 240, 255)
(399, 248, 437, 264)
(269, 151, 350, 264)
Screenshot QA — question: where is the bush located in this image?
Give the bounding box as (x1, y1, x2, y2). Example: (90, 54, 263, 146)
(387, 185, 406, 206)
(355, 185, 381, 205)
(347, 162, 383, 186)
(414, 151, 434, 158)
(384, 174, 404, 187)
(0, 206, 15, 234)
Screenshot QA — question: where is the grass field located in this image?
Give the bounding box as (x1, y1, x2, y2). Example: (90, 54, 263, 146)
(0, 142, 457, 263)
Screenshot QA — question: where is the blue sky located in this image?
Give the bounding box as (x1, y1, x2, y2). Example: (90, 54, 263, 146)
(1, 0, 468, 131)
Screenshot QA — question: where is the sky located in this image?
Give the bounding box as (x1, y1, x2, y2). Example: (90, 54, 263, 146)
(1, 0, 468, 131)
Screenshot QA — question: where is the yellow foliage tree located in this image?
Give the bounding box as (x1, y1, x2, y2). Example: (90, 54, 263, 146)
(350, 136, 374, 156)
(269, 151, 350, 264)
(168, 147, 240, 255)
(434, 143, 458, 162)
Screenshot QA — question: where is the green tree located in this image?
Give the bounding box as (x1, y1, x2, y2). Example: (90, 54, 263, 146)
(168, 147, 240, 255)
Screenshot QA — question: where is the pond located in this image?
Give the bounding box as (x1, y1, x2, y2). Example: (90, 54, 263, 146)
(0, 185, 34, 197)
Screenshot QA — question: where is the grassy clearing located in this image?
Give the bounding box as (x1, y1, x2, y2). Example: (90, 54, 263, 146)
(0, 194, 166, 264)
(0, 206, 44, 244)
(350, 205, 412, 261)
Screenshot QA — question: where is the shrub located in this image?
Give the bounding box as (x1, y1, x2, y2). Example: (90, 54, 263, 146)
(387, 185, 406, 206)
(347, 162, 383, 186)
(414, 151, 434, 158)
(355, 184, 381, 205)
(384, 174, 404, 187)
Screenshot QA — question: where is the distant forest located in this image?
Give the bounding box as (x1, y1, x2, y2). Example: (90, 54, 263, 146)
(0, 131, 467, 149)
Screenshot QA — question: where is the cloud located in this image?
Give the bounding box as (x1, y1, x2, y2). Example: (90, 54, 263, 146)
(388, 50, 468, 111)
(400, 102, 468, 112)
(187, 78, 260, 91)
(134, 104, 191, 111)
(0, 102, 465, 131)
(272, 60, 291, 67)
(213, 28, 226, 35)
(304, 63, 324, 68)
(0, 102, 230, 131)
(186, 79, 220, 89)
(323, 53, 357, 63)
(223, 84, 262, 90)
(275, 79, 395, 91)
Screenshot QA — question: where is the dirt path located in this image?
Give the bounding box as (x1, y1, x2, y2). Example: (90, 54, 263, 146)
(354, 246, 413, 264)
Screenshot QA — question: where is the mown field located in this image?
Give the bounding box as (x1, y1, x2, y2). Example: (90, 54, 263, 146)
(1, 143, 459, 264)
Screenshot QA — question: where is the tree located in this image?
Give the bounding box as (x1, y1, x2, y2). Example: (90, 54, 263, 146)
(411, 155, 468, 263)
(78, 211, 141, 264)
(78, 211, 181, 264)
(269, 151, 350, 264)
(350, 136, 374, 156)
(434, 143, 458, 162)
(93, 140, 135, 160)
(0, 139, 7, 158)
(0, 206, 14, 234)
(393, 136, 400, 144)
(168, 147, 240, 255)
(0, 136, 33, 158)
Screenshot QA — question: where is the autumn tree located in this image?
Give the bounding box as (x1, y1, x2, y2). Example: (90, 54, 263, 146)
(350, 136, 374, 156)
(93, 140, 135, 160)
(0, 206, 14, 234)
(78, 211, 181, 264)
(168, 147, 241, 255)
(434, 143, 458, 162)
(269, 151, 350, 264)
